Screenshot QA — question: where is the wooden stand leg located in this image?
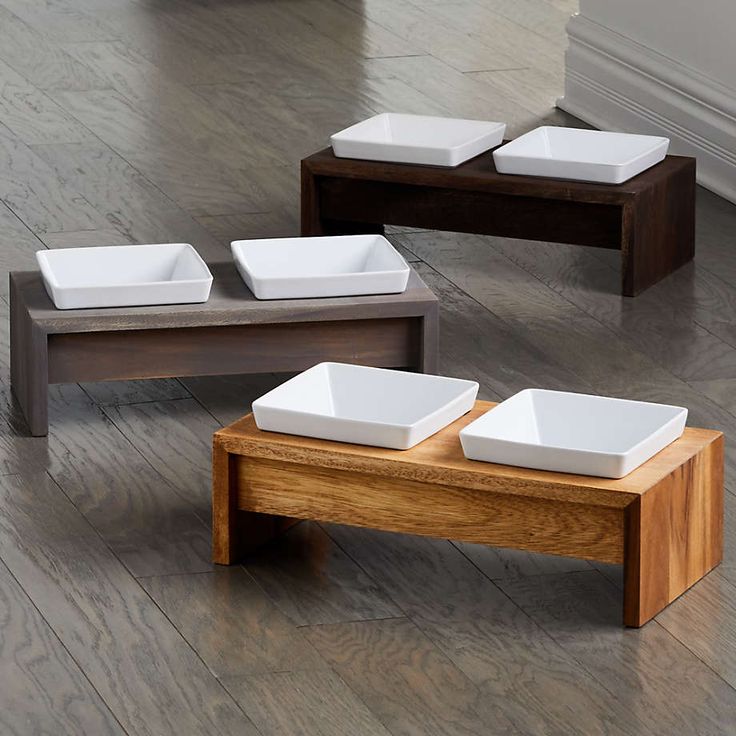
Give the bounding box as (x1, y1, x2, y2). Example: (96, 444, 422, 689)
(9, 275, 49, 437)
(212, 440, 296, 564)
(418, 305, 439, 374)
(621, 159, 696, 297)
(623, 435, 723, 626)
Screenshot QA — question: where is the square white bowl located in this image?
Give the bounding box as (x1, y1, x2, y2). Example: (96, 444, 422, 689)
(459, 389, 687, 478)
(231, 234, 410, 300)
(252, 362, 479, 450)
(330, 113, 506, 167)
(37, 243, 213, 310)
(492, 126, 670, 184)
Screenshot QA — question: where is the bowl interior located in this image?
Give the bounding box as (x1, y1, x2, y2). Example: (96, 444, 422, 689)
(340, 114, 502, 148)
(40, 244, 203, 287)
(505, 127, 668, 165)
(257, 364, 474, 426)
(467, 390, 684, 454)
(234, 235, 405, 278)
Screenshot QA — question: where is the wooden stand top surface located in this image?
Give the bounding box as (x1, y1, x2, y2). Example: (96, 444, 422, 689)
(302, 146, 696, 205)
(216, 400, 722, 508)
(10, 263, 436, 334)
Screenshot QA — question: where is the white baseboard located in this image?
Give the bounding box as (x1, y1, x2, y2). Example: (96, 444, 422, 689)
(558, 15, 736, 204)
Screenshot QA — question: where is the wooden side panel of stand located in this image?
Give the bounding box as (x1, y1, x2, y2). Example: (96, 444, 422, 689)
(234, 457, 625, 563)
(212, 441, 296, 564)
(621, 157, 696, 296)
(623, 435, 724, 627)
(47, 318, 420, 383)
(9, 274, 49, 436)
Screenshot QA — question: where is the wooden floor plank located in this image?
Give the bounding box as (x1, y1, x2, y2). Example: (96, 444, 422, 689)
(324, 524, 640, 734)
(245, 521, 402, 626)
(39, 228, 133, 248)
(499, 571, 736, 736)
(140, 567, 325, 678)
(655, 572, 736, 690)
(0, 556, 125, 736)
(410, 261, 589, 398)
(0, 123, 107, 235)
(304, 616, 523, 736)
(46, 384, 212, 577)
(455, 540, 591, 580)
(0, 201, 43, 299)
(0, 472, 260, 736)
(46, 88, 269, 216)
(0, 57, 95, 145)
(222, 668, 393, 736)
(102, 397, 220, 521)
(81, 378, 191, 407)
(181, 373, 288, 427)
(0, 5, 108, 90)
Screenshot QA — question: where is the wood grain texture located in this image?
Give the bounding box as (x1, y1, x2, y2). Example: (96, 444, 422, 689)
(655, 572, 736, 689)
(499, 571, 736, 736)
(10, 272, 48, 436)
(304, 617, 523, 735)
(0, 5, 107, 90)
(104, 398, 217, 518)
(222, 668, 393, 736)
(140, 567, 325, 677)
(455, 539, 592, 580)
(0, 472, 259, 736)
(624, 434, 724, 626)
(324, 524, 638, 735)
(31, 141, 230, 261)
(0, 124, 107, 235)
(0, 58, 94, 146)
(235, 455, 626, 562)
(47, 318, 421, 382)
(46, 383, 212, 577)
(243, 521, 402, 626)
(0, 557, 124, 736)
(81, 377, 190, 407)
(0, 202, 43, 298)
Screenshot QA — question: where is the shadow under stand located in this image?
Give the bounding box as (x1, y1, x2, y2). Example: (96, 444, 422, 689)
(10, 263, 438, 436)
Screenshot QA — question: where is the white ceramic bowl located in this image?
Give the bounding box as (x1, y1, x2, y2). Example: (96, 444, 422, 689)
(331, 113, 506, 167)
(459, 389, 687, 478)
(36, 243, 213, 310)
(231, 235, 410, 300)
(253, 362, 479, 450)
(492, 126, 670, 184)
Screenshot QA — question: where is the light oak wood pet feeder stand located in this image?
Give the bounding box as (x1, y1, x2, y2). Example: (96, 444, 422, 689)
(212, 401, 723, 627)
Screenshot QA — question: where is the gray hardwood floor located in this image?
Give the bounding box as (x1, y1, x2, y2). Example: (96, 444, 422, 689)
(1, 0, 736, 733)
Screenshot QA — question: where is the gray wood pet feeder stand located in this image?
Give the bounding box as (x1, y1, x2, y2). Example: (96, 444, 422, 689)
(10, 263, 438, 436)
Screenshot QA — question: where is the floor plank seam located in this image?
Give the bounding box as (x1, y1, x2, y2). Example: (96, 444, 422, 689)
(133, 575, 268, 736)
(95, 404, 212, 528)
(296, 614, 409, 629)
(0, 554, 132, 736)
(652, 615, 736, 694)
